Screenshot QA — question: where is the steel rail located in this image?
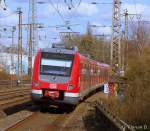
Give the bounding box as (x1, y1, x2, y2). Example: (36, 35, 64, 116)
(3, 112, 37, 131)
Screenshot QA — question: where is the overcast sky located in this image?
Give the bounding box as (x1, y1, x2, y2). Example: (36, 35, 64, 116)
(0, 0, 150, 48)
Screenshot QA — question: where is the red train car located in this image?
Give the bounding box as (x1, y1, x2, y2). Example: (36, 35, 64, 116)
(31, 47, 112, 106)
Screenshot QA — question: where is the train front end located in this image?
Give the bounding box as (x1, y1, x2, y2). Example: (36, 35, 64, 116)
(31, 47, 80, 105)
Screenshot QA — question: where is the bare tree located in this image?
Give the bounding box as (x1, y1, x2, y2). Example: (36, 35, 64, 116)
(130, 21, 150, 56)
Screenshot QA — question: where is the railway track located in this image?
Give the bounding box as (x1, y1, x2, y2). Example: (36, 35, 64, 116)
(0, 86, 31, 110)
(0, 80, 30, 84)
(1, 111, 35, 131)
(0, 92, 133, 131)
(0, 80, 30, 89)
(2, 108, 70, 131)
(0, 81, 134, 131)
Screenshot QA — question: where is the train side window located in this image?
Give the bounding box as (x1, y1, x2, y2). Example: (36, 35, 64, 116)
(97, 67, 99, 76)
(82, 68, 86, 75)
(81, 63, 86, 75)
(91, 68, 93, 75)
(90, 65, 92, 75)
(94, 66, 97, 75)
(98, 69, 100, 75)
(85, 63, 88, 76)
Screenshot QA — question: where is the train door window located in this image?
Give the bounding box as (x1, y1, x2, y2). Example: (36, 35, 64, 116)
(95, 66, 97, 76)
(98, 69, 100, 75)
(90, 69, 93, 75)
(82, 68, 86, 75)
(94, 66, 97, 75)
(97, 68, 100, 76)
(97, 67, 99, 76)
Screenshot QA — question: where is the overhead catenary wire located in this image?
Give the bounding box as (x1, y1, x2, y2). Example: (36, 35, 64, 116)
(49, 0, 80, 33)
(49, 0, 66, 24)
(38, 0, 83, 34)
(64, 0, 82, 9)
(71, 0, 82, 8)
(65, 0, 83, 20)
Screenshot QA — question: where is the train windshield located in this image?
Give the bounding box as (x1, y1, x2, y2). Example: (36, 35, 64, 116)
(40, 52, 74, 76)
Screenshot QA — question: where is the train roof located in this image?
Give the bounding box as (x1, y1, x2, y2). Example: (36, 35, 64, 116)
(79, 54, 111, 68)
(38, 47, 111, 68)
(99, 63, 111, 68)
(40, 47, 77, 55)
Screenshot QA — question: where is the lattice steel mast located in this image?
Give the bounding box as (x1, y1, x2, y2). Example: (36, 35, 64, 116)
(17, 8, 23, 80)
(123, 9, 128, 71)
(111, 0, 121, 73)
(28, 0, 38, 56)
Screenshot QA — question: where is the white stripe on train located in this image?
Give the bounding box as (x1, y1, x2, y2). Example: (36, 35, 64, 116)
(32, 89, 42, 94)
(32, 89, 80, 97)
(64, 93, 80, 97)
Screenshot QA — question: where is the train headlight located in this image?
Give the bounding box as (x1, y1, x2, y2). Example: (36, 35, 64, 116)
(32, 82, 39, 87)
(68, 84, 74, 90)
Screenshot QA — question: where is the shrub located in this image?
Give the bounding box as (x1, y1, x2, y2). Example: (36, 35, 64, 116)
(121, 45, 150, 125)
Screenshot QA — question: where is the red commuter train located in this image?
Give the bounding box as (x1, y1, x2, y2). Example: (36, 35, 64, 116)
(31, 46, 112, 106)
